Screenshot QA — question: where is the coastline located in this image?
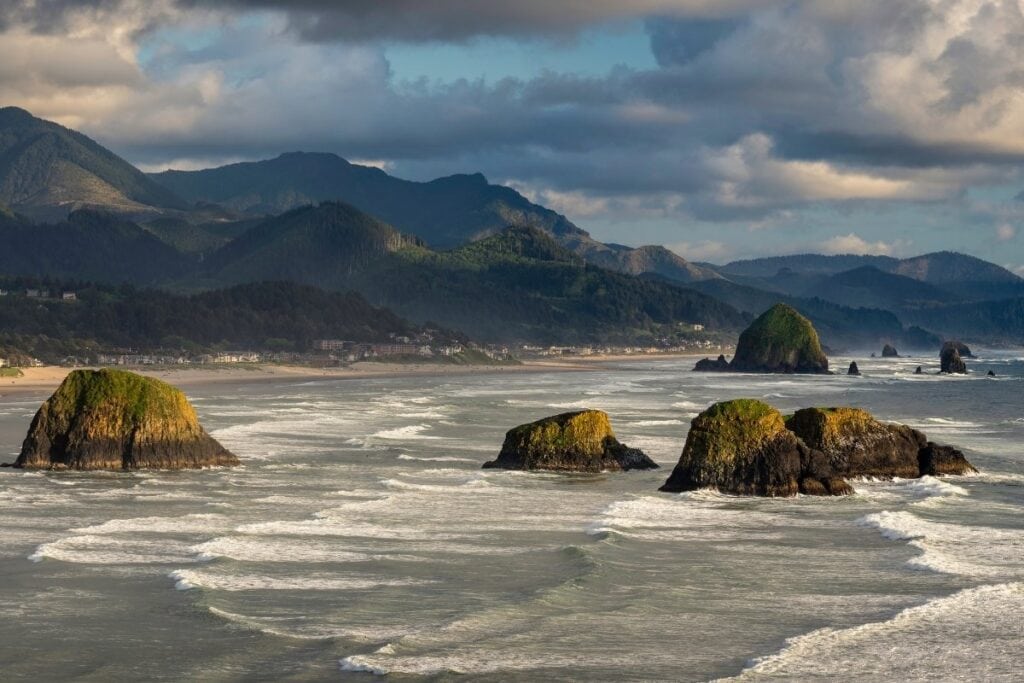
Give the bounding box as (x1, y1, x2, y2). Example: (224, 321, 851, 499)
(0, 353, 710, 398)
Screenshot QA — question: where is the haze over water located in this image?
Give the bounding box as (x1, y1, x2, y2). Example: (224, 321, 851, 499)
(1, 355, 1022, 681)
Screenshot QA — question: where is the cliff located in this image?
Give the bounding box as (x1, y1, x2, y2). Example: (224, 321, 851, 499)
(14, 369, 238, 470)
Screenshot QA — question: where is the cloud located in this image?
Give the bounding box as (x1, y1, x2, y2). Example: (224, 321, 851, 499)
(997, 223, 1017, 241)
(818, 233, 905, 256)
(667, 240, 733, 262)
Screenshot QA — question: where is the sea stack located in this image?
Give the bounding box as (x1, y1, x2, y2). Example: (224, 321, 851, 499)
(915, 366, 924, 375)
(786, 407, 976, 478)
(13, 369, 238, 470)
(881, 344, 899, 358)
(940, 342, 967, 374)
(694, 304, 829, 374)
(943, 341, 973, 358)
(483, 409, 658, 472)
(847, 361, 861, 376)
(659, 400, 851, 497)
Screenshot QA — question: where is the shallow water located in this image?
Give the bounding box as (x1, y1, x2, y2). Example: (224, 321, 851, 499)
(1, 353, 1022, 681)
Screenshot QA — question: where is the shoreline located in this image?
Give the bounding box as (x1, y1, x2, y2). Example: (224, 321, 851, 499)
(0, 353, 710, 398)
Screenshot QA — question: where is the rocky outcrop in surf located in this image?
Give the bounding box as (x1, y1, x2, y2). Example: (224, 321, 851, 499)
(940, 343, 967, 374)
(786, 407, 976, 478)
(943, 341, 973, 358)
(847, 362, 861, 376)
(694, 304, 829, 374)
(881, 344, 899, 358)
(659, 400, 852, 497)
(693, 354, 730, 371)
(12, 369, 238, 470)
(483, 409, 658, 472)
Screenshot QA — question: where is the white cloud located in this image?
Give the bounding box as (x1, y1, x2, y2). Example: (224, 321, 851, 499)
(818, 233, 905, 256)
(996, 223, 1017, 241)
(667, 240, 733, 262)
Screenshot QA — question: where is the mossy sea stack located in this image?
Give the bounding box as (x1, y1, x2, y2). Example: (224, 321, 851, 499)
(483, 410, 657, 472)
(881, 344, 899, 358)
(13, 369, 238, 470)
(699, 304, 829, 374)
(659, 400, 851, 497)
(786, 407, 976, 478)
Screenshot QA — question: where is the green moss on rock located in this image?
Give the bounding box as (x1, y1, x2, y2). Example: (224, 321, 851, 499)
(483, 409, 657, 472)
(14, 369, 238, 470)
(660, 399, 850, 497)
(786, 406, 975, 478)
(728, 304, 829, 374)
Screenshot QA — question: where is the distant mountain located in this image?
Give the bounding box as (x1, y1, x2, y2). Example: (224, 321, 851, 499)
(804, 266, 957, 310)
(902, 298, 1024, 344)
(150, 151, 719, 283)
(715, 254, 898, 278)
(0, 209, 191, 284)
(0, 107, 185, 220)
(200, 202, 746, 344)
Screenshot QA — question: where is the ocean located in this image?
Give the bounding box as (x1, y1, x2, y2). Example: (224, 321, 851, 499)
(1, 353, 1022, 681)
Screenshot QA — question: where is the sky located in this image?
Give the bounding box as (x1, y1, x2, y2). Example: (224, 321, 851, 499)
(1, 0, 1023, 269)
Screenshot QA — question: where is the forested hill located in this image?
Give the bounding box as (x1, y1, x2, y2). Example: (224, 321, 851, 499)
(0, 281, 437, 362)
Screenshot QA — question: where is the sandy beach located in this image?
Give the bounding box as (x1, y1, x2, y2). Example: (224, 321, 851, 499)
(0, 353, 711, 398)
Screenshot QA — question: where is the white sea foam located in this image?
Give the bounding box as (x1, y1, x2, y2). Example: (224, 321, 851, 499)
(30, 535, 200, 565)
(71, 513, 230, 535)
(208, 606, 419, 641)
(192, 537, 422, 563)
(397, 454, 477, 463)
(630, 419, 684, 427)
(169, 569, 434, 592)
(859, 510, 1024, 578)
(726, 583, 1024, 681)
(370, 425, 437, 440)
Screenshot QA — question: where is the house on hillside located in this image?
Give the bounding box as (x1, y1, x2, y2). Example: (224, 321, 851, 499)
(25, 289, 41, 298)
(62, 291, 77, 301)
(0, 357, 7, 368)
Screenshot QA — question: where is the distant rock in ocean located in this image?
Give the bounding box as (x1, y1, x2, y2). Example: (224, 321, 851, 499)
(786, 407, 975, 478)
(11, 369, 238, 470)
(943, 341, 973, 358)
(940, 342, 967, 374)
(659, 400, 851, 497)
(693, 304, 829, 374)
(915, 366, 924, 375)
(847, 361, 861, 376)
(483, 409, 658, 472)
(693, 354, 730, 371)
(987, 370, 996, 377)
(881, 344, 899, 358)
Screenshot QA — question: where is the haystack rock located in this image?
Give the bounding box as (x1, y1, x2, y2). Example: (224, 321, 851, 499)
(940, 343, 967, 374)
(943, 341, 973, 358)
(659, 399, 851, 497)
(847, 362, 861, 376)
(881, 344, 899, 358)
(12, 369, 238, 470)
(483, 409, 657, 472)
(694, 304, 829, 374)
(786, 407, 976, 479)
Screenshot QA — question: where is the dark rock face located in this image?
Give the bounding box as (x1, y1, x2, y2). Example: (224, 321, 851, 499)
(659, 400, 851, 497)
(694, 304, 829, 374)
(848, 361, 861, 376)
(787, 407, 976, 479)
(918, 443, 978, 476)
(943, 341, 973, 358)
(881, 344, 899, 357)
(483, 409, 657, 472)
(14, 369, 238, 471)
(940, 345, 967, 374)
(693, 354, 730, 371)
(987, 370, 996, 377)
(915, 366, 924, 375)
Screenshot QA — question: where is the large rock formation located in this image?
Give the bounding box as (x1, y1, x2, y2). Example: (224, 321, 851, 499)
(695, 304, 829, 374)
(940, 343, 967, 374)
(847, 361, 861, 376)
(659, 400, 851, 496)
(881, 344, 899, 358)
(786, 407, 976, 478)
(483, 410, 657, 472)
(943, 341, 973, 358)
(13, 369, 238, 470)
